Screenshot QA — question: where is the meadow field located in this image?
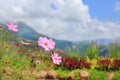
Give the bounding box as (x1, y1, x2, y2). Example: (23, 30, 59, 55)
(0, 22, 120, 80)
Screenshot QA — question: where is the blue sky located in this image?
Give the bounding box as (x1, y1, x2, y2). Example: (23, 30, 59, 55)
(83, 0, 120, 23)
(0, 0, 120, 41)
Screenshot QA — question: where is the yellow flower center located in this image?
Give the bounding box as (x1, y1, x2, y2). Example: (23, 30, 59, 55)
(54, 57, 58, 60)
(44, 42, 48, 46)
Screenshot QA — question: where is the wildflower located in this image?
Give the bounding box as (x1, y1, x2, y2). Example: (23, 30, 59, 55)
(17, 49, 25, 53)
(60, 49, 64, 54)
(38, 37, 55, 51)
(51, 52, 62, 65)
(6, 22, 18, 32)
(14, 43, 19, 47)
(21, 40, 31, 45)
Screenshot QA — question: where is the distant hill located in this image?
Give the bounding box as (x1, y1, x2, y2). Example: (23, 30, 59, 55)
(17, 22, 45, 40)
(0, 22, 76, 51)
(1, 21, 119, 53)
(17, 22, 77, 50)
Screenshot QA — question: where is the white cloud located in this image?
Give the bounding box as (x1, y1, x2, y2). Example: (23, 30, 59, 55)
(12, 6, 26, 15)
(0, 0, 120, 41)
(114, 1, 120, 11)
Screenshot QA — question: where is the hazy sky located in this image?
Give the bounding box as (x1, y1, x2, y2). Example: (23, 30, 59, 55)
(0, 0, 120, 41)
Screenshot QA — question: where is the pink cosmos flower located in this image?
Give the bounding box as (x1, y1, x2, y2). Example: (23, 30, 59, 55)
(38, 37, 55, 51)
(51, 52, 62, 65)
(6, 22, 18, 32)
(21, 40, 31, 45)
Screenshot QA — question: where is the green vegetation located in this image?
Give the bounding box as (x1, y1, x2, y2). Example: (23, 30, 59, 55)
(107, 43, 120, 58)
(86, 44, 99, 59)
(0, 25, 120, 80)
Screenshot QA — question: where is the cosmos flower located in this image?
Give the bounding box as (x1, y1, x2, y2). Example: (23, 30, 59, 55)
(14, 43, 19, 47)
(60, 49, 64, 54)
(51, 52, 62, 65)
(21, 40, 31, 45)
(6, 22, 18, 32)
(38, 37, 55, 51)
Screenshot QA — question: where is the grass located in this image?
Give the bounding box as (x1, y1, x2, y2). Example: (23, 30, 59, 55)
(0, 26, 120, 80)
(56, 68, 120, 80)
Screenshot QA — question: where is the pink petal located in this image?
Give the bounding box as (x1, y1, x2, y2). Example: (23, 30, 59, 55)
(21, 40, 31, 45)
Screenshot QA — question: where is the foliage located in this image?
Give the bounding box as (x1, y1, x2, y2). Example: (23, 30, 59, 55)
(96, 58, 111, 71)
(62, 57, 78, 69)
(0, 22, 120, 79)
(107, 43, 120, 58)
(78, 60, 91, 69)
(61, 57, 91, 69)
(86, 44, 99, 59)
(112, 59, 120, 70)
(56, 68, 120, 80)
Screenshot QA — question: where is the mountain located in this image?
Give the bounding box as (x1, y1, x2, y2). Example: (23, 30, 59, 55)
(17, 22, 76, 50)
(0, 22, 47, 40)
(0, 22, 76, 51)
(17, 22, 95, 52)
(17, 22, 45, 40)
(2, 21, 119, 53)
(93, 39, 112, 44)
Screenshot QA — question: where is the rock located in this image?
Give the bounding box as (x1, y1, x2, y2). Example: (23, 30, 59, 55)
(107, 72, 114, 80)
(47, 69, 57, 79)
(37, 71, 47, 78)
(29, 69, 37, 75)
(57, 76, 66, 80)
(67, 71, 74, 80)
(79, 70, 89, 80)
(35, 59, 41, 64)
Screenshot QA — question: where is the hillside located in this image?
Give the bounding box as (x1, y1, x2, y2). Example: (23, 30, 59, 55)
(0, 22, 77, 51)
(1, 21, 119, 53)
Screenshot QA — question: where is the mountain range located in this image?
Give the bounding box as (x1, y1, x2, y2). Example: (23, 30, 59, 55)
(0, 22, 77, 51)
(0, 21, 120, 53)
